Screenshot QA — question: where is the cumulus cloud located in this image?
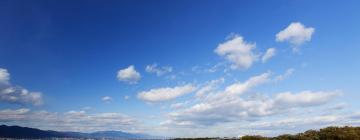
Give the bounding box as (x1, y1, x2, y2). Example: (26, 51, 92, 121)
(117, 65, 141, 84)
(145, 64, 173, 76)
(261, 48, 276, 63)
(215, 35, 259, 70)
(276, 22, 315, 51)
(0, 68, 43, 106)
(101, 96, 113, 102)
(0, 108, 139, 132)
(137, 84, 196, 102)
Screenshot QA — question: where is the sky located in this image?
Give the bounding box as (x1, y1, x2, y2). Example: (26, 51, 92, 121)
(0, 0, 360, 137)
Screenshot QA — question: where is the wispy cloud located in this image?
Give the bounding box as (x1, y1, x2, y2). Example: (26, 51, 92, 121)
(274, 68, 295, 82)
(0, 108, 139, 132)
(146, 63, 173, 76)
(262, 48, 276, 63)
(137, 84, 196, 102)
(101, 96, 113, 103)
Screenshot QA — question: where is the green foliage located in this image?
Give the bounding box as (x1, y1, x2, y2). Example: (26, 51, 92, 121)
(241, 135, 269, 140)
(272, 134, 296, 140)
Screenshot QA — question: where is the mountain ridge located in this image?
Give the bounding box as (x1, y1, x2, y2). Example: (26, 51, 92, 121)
(0, 124, 159, 139)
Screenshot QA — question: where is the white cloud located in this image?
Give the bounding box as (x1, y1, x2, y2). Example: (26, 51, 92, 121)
(0, 108, 30, 121)
(162, 71, 341, 127)
(164, 90, 341, 127)
(160, 111, 360, 137)
(145, 69, 346, 137)
(117, 65, 141, 84)
(224, 72, 270, 96)
(0, 68, 43, 106)
(170, 102, 188, 109)
(101, 96, 112, 102)
(145, 64, 173, 76)
(274, 90, 342, 107)
(166, 75, 177, 80)
(137, 84, 196, 102)
(196, 78, 224, 97)
(162, 72, 274, 126)
(164, 98, 272, 126)
(124, 95, 130, 100)
(261, 48, 276, 63)
(243, 110, 360, 135)
(245, 114, 344, 131)
(82, 106, 92, 110)
(215, 35, 259, 70)
(0, 108, 139, 132)
(327, 103, 347, 111)
(0, 68, 10, 84)
(276, 22, 315, 51)
(274, 68, 295, 82)
(191, 63, 226, 74)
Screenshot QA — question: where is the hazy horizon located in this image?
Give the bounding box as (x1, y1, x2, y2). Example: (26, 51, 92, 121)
(0, 0, 359, 138)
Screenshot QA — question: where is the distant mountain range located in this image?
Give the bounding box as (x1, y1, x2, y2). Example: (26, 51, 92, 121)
(0, 125, 161, 139)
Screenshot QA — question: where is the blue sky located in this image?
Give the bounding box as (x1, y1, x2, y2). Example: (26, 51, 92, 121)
(0, 0, 360, 137)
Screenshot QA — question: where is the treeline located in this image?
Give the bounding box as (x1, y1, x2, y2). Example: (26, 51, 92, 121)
(173, 126, 360, 140)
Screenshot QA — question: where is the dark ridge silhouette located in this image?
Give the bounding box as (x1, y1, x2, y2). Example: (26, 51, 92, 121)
(0, 125, 157, 139)
(0, 125, 71, 138)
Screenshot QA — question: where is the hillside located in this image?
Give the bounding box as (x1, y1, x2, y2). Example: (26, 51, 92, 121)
(0, 125, 155, 139)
